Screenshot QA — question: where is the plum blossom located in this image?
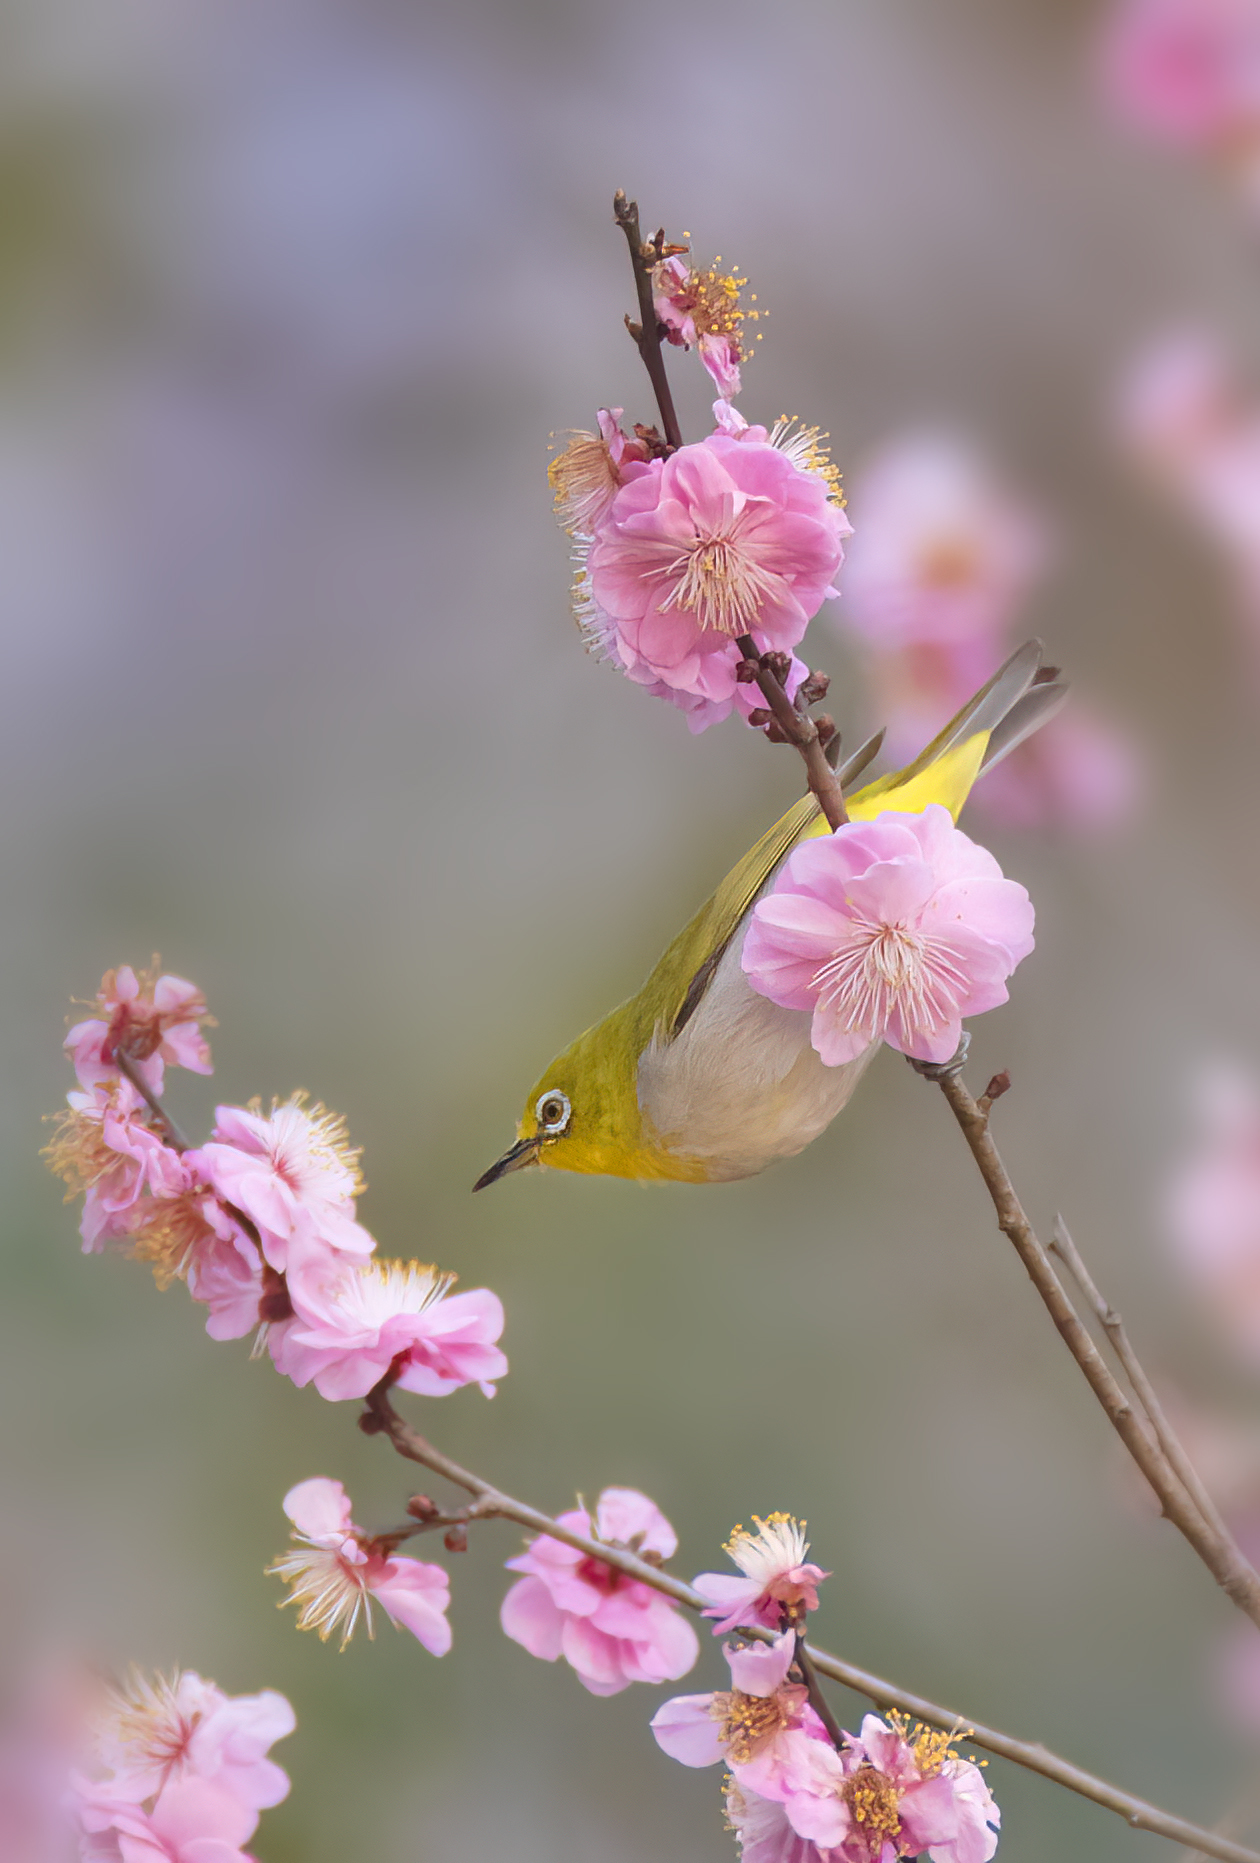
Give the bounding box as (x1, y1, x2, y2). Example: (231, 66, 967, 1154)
(1097, 0, 1260, 199)
(186, 1096, 374, 1271)
(549, 409, 652, 535)
(742, 807, 1034, 1067)
(782, 1714, 999, 1863)
(66, 966, 213, 1097)
(695, 1515, 829, 1636)
(724, 1781, 824, 1863)
(500, 1487, 698, 1697)
(652, 252, 758, 399)
(269, 1477, 452, 1654)
(269, 1243, 507, 1400)
(44, 1084, 189, 1254)
(71, 1776, 260, 1863)
(93, 1671, 293, 1813)
(650, 1629, 827, 1802)
(1166, 1063, 1260, 1358)
(585, 432, 849, 708)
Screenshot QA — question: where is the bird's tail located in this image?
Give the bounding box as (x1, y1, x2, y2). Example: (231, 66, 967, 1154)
(848, 639, 1067, 823)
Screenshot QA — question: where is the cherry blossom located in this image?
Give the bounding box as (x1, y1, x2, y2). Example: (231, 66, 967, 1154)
(66, 966, 213, 1097)
(586, 432, 848, 706)
(694, 1514, 829, 1637)
(782, 1714, 999, 1863)
(270, 1243, 507, 1400)
(650, 1629, 827, 1802)
(742, 807, 1034, 1067)
(500, 1487, 698, 1697)
(269, 1477, 452, 1654)
(186, 1096, 374, 1271)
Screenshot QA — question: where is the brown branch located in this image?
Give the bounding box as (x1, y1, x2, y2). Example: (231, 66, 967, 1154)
(918, 1056, 1260, 1632)
(1049, 1217, 1237, 1547)
(736, 635, 848, 828)
(115, 1050, 189, 1152)
(613, 190, 684, 452)
(793, 1630, 845, 1750)
(360, 1382, 1260, 1863)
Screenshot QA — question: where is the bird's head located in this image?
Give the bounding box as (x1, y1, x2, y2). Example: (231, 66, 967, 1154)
(472, 1009, 657, 1188)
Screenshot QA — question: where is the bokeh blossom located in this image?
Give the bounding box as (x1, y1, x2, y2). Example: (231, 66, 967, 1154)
(742, 807, 1034, 1067)
(271, 1246, 506, 1400)
(782, 1714, 1000, 1863)
(1166, 1062, 1260, 1359)
(65, 1665, 294, 1863)
(1098, 0, 1260, 203)
(500, 1486, 699, 1696)
(694, 1514, 828, 1636)
(650, 1629, 827, 1801)
(270, 1477, 452, 1653)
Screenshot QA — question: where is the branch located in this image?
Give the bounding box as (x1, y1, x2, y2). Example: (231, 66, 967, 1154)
(918, 1056, 1260, 1632)
(736, 635, 848, 828)
(361, 1383, 1260, 1863)
(612, 190, 684, 452)
(115, 1050, 189, 1152)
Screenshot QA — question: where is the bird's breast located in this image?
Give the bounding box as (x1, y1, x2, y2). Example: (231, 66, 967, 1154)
(635, 930, 877, 1182)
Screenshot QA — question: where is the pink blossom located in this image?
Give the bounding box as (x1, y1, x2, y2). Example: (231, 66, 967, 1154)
(782, 1714, 999, 1863)
(742, 806, 1034, 1067)
(586, 433, 849, 702)
(1097, 0, 1260, 152)
(651, 1630, 826, 1802)
(46, 1084, 190, 1254)
(186, 1098, 373, 1272)
(270, 1242, 506, 1400)
(70, 1775, 258, 1863)
(724, 1782, 825, 1863)
(652, 253, 752, 398)
(695, 1514, 829, 1637)
(500, 1487, 699, 1697)
(94, 1671, 293, 1813)
(837, 433, 1046, 654)
(66, 967, 213, 1097)
(1167, 1063, 1260, 1358)
(182, 1211, 266, 1342)
(549, 409, 652, 535)
(270, 1477, 451, 1654)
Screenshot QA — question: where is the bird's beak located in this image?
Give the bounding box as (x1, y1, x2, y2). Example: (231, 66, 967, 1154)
(472, 1135, 541, 1192)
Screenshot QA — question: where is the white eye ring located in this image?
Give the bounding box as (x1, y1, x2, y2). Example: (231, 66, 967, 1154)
(535, 1089, 572, 1134)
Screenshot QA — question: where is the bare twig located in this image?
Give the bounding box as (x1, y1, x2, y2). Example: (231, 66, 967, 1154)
(1049, 1216, 1236, 1546)
(919, 1059, 1260, 1632)
(793, 1630, 845, 1750)
(115, 1050, 189, 1152)
(736, 635, 848, 828)
(612, 190, 684, 452)
(361, 1382, 1260, 1863)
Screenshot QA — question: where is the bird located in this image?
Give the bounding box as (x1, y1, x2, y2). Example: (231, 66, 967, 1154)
(474, 641, 1065, 1190)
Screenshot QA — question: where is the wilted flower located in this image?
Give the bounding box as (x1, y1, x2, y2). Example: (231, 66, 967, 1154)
(500, 1487, 699, 1697)
(269, 1477, 452, 1654)
(695, 1515, 829, 1636)
(782, 1713, 999, 1863)
(550, 408, 652, 535)
(186, 1096, 373, 1271)
(651, 1630, 826, 1802)
(271, 1243, 507, 1400)
(585, 432, 849, 711)
(66, 965, 213, 1097)
(652, 252, 759, 399)
(742, 806, 1034, 1067)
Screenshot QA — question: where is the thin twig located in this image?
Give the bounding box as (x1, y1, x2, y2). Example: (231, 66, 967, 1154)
(736, 634, 848, 828)
(1050, 1217, 1236, 1546)
(361, 1382, 1260, 1863)
(115, 1050, 189, 1152)
(612, 190, 684, 452)
(919, 1058, 1260, 1632)
(793, 1630, 845, 1750)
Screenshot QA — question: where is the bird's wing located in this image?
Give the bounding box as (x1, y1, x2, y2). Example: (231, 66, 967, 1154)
(663, 639, 1054, 1040)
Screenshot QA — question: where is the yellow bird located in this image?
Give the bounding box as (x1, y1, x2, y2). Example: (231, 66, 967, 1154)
(475, 642, 1063, 1190)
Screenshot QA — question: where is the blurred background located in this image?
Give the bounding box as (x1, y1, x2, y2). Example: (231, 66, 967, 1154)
(7, 0, 1260, 1856)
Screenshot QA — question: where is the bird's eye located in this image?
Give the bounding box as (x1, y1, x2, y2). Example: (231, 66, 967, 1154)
(535, 1090, 572, 1134)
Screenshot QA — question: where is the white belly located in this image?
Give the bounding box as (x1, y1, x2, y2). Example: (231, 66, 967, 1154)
(635, 926, 878, 1182)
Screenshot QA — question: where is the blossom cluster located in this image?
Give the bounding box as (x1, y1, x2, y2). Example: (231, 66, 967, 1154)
(549, 236, 849, 734)
(45, 965, 507, 1402)
(67, 1666, 295, 1863)
(829, 433, 1137, 833)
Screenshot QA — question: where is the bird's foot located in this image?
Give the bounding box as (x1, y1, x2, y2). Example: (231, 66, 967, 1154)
(906, 1033, 971, 1082)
